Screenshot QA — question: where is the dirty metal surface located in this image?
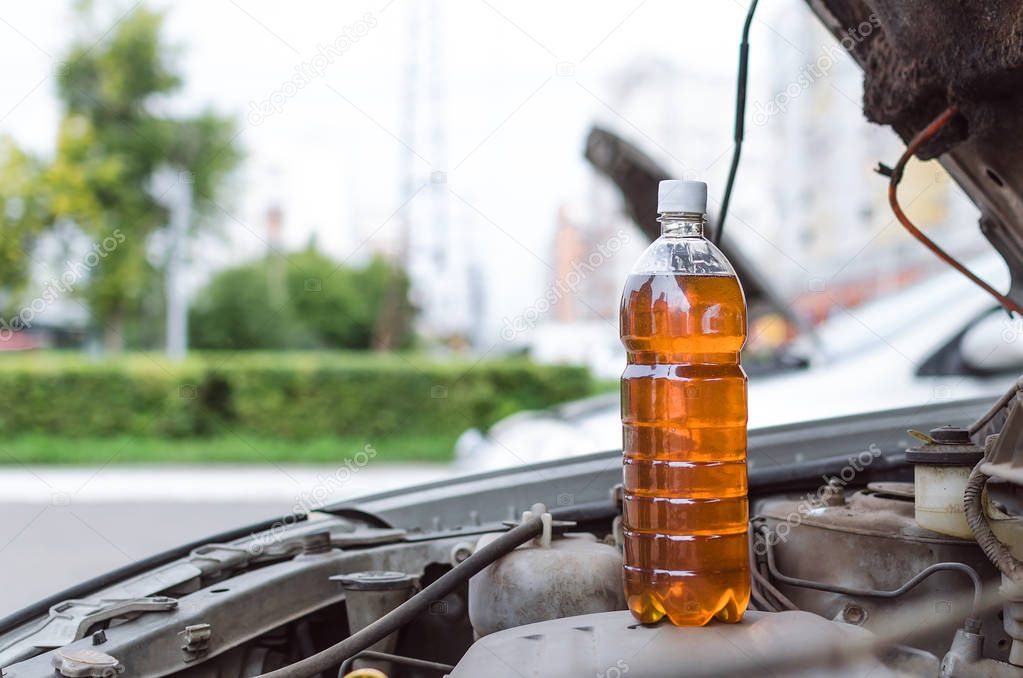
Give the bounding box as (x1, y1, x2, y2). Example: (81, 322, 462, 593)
(805, 0, 1023, 306)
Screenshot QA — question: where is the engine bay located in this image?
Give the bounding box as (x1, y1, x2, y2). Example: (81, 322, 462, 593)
(1, 385, 1022, 677)
(1, 0, 1022, 673)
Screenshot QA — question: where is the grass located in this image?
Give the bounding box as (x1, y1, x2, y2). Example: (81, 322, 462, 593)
(0, 432, 460, 465)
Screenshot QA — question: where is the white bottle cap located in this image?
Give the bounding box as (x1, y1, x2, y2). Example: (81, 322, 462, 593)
(657, 180, 707, 214)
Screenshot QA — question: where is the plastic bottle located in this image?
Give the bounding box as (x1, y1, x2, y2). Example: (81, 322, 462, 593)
(619, 179, 750, 626)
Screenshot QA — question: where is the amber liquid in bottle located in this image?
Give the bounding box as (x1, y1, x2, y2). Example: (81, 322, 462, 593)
(620, 271, 750, 626)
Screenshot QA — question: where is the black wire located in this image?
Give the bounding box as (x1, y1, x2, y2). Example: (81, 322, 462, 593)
(714, 0, 759, 246)
(968, 376, 1023, 435)
(257, 517, 544, 678)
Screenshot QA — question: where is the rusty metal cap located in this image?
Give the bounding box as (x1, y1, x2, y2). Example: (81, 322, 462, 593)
(906, 426, 984, 465)
(929, 425, 974, 444)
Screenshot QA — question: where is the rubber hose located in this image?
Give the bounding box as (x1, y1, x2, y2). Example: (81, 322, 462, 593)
(338, 650, 453, 676)
(256, 517, 544, 678)
(964, 464, 1023, 582)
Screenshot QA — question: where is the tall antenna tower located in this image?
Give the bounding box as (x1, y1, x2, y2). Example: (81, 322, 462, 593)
(397, 0, 420, 273)
(426, 0, 448, 280)
(392, 0, 464, 343)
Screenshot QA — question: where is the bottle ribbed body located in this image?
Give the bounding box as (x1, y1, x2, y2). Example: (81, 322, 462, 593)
(620, 262, 750, 625)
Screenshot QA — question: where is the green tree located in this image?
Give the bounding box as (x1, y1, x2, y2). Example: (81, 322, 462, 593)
(190, 249, 415, 350)
(21, 4, 241, 350)
(0, 138, 49, 300)
(188, 260, 311, 350)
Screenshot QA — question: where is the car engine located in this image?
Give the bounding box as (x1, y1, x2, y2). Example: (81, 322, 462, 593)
(2, 0, 1023, 673)
(1, 382, 1023, 677)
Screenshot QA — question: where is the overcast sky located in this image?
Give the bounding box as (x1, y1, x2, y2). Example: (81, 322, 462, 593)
(3, 0, 950, 343)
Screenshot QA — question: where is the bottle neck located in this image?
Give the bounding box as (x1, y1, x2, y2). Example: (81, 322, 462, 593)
(658, 212, 706, 237)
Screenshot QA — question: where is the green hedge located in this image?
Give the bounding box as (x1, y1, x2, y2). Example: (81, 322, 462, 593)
(0, 352, 592, 439)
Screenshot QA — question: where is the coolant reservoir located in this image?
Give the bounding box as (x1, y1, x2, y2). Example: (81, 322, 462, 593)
(907, 426, 984, 539)
(468, 531, 626, 636)
(619, 180, 750, 626)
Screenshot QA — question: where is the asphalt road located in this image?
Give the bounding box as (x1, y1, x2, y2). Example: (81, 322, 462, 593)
(0, 464, 450, 616)
(0, 502, 288, 615)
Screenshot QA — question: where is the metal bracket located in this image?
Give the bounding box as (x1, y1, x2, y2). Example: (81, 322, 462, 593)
(179, 623, 212, 662)
(27, 597, 178, 649)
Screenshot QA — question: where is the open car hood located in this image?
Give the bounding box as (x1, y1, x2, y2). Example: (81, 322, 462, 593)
(589, 1, 1023, 313)
(806, 0, 1023, 303)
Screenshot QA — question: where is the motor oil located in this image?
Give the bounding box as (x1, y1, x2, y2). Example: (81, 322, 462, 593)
(619, 180, 750, 626)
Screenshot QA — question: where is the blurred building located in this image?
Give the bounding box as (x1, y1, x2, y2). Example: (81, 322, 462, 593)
(549, 205, 625, 323)
(552, 208, 585, 323)
(520, 199, 643, 379)
(520, 1, 993, 378)
(518, 57, 731, 376)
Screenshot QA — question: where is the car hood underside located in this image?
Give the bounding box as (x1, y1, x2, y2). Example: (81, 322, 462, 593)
(806, 0, 1023, 303)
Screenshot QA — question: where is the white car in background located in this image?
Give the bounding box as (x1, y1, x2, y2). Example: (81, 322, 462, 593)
(457, 254, 1021, 471)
